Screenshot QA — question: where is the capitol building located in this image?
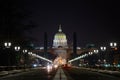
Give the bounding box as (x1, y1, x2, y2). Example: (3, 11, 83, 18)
(34, 25, 83, 65)
(53, 25, 68, 48)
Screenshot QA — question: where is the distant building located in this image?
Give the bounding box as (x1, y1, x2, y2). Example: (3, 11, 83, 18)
(33, 25, 90, 65)
(53, 25, 68, 48)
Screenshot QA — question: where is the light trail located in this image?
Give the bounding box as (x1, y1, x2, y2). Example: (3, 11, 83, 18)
(29, 53, 52, 63)
(68, 54, 88, 63)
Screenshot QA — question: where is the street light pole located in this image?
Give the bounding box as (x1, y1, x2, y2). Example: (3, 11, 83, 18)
(100, 46, 106, 62)
(93, 49, 99, 65)
(28, 52, 33, 67)
(4, 42, 12, 66)
(14, 46, 21, 66)
(109, 42, 117, 65)
(23, 49, 28, 68)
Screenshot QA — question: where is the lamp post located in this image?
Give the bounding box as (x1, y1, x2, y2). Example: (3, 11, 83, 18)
(88, 52, 93, 67)
(110, 42, 117, 66)
(100, 46, 106, 59)
(93, 49, 99, 66)
(14, 46, 21, 66)
(100, 46, 107, 66)
(4, 42, 12, 66)
(23, 49, 28, 68)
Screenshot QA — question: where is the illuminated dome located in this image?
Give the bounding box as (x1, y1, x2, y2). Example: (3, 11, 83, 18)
(53, 25, 68, 48)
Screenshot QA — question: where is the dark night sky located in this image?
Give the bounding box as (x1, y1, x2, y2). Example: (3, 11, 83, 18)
(17, 1, 120, 47)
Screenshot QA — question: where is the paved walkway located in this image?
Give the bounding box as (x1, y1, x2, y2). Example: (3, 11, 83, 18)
(53, 67, 67, 80)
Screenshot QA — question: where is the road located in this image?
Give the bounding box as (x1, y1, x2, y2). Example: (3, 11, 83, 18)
(63, 67, 120, 80)
(1, 67, 120, 80)
(0, 68, 57, 80)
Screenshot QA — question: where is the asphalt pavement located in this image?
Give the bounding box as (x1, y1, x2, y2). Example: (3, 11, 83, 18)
(0, 68, 57, 80)
(1, 67, 120, 80)
(63, 67, 120, 80)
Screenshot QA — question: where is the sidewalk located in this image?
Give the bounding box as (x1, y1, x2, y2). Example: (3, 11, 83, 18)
(0, 69, 30, 77)
(80, 67, 120, 77)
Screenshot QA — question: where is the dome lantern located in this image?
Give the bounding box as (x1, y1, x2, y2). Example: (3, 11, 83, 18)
(58, 24, 62, 32)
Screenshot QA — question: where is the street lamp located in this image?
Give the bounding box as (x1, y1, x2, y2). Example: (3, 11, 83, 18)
(88, 52, 93, 55)
(4, 42, 12, 66)
(28, 52, 33, 66)
(110, 42, 117, 48)
(100, 46, 106, 51)
(23, 49, 28, 53)
(28, 52, 32, 55)
(103, 59, 106, 63)
(109, 42, 117, 66)
(100, 46, 107, 65)
(93, 49, 99, 66)
(14, 46, 21, 66)
(14, 46, 20, 51)
(23, 49, 28, 68)
(4, 42, 11, 48)
(93, 49, 99, 54)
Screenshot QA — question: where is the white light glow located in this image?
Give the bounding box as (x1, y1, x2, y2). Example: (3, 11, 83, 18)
(14, 46, 20, 51)
(110, 42, 117, 47)
(23, 49, 27, 53)
(54, 65, 58, 68)
(100, 46, 106, 51)
(4, 42, 11, 48)
(94, 49, 99, 53)
(33, 64, 37, 67)
(46, 64, 52, 73)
